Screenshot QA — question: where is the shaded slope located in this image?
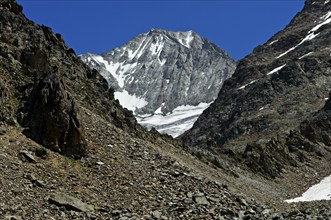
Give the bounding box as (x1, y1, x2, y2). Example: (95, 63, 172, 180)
(182, 0, 331, 154)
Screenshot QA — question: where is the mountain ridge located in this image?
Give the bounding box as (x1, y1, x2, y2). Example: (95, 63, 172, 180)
(181, 0, 331, 180)
(182, 0, 331, 150)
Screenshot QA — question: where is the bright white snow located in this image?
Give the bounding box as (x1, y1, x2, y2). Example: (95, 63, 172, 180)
(89, 54, 139, 89)
(277, 46, 297, 59)
(310, 18, 331, 33)
(277, 10, 331, 59)
(154, 103, 165, 114)
(321, 11, 331, 20)
(177, 31, 194, 48)
(185, 31, 194, 47)
(160, 59, 167, 66)
(259, 106, 265, 111)
(276, 32, 319, 59)
(267, 64, 286, 75)
(238, 80, 258, 90)
(114, 91, 148, 112)
(268, 39, 279, 46)
(137, 103, 210, 137)
(285, 175, 331, 203)
(299, 51, 314, 59)
(128, 36, 152, 60)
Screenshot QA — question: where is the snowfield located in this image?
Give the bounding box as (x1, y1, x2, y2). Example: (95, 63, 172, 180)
(137, 103, 211, 137)
(114, 91, 148, 112)
(285, 175, 331, 203)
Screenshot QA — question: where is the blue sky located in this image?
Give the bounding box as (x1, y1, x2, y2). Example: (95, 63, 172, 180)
(17, 0, 304, 60)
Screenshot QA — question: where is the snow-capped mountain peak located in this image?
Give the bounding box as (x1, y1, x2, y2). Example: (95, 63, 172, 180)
(81, 29, 236, 137)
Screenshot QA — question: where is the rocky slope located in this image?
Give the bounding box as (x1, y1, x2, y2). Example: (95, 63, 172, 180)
(2, 0, 331, 219)
(81, 29, 236, 136)
(182, 0, 331, 173)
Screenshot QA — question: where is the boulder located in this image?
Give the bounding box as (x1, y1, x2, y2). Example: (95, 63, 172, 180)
(20, 70, 87, 158)
(48, 192, 94, 212)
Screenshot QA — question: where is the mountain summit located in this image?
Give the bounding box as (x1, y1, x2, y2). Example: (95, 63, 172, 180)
(82, 29, 236, 136)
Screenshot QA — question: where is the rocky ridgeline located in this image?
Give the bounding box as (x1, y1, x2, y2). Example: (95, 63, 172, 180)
(182, 0, 331, 178)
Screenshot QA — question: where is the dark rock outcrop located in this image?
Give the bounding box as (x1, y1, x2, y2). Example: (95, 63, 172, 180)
(20, 72, 86, 158)
(284, 92, 331, 155)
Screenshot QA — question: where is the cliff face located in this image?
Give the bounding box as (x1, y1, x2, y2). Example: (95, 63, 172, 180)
(0, 0, 139, 158)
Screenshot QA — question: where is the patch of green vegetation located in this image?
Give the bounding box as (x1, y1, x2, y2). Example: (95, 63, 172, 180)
(62, 156, 82, 169)
(0, 97, 19, 121)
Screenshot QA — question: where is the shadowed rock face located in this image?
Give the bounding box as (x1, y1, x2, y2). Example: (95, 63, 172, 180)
(285, 92, 331, 155)
(182, 0, 331, 151)
(0, 0, 142, 158)
(21, 72, 87, 158)
(248, 91, 331, 178)
(180, 0, 331, 177)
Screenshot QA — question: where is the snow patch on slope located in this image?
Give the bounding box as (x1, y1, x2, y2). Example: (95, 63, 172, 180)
(269, 39, 279, 46)
(137, 103, 210, 137)
(177, 31, 194, 48)
(299, 51, 314, 59)
(114, 90, 148, 112)
(277, 10, 331, 59)
(86, 54, 139, 88)
(267, 64, 286, 75)
(238, 80, 258, 90)
(285, 175, 331, 203)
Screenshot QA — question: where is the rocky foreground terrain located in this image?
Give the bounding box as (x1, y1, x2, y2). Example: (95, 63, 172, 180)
(1, 0, 331, 219)
(2, 106, 331, 220)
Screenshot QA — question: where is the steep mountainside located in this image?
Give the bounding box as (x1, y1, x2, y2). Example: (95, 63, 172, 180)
(81, 30, 236, 136)
(0, 0, 141, 159)
(182, 0, 331, 154)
